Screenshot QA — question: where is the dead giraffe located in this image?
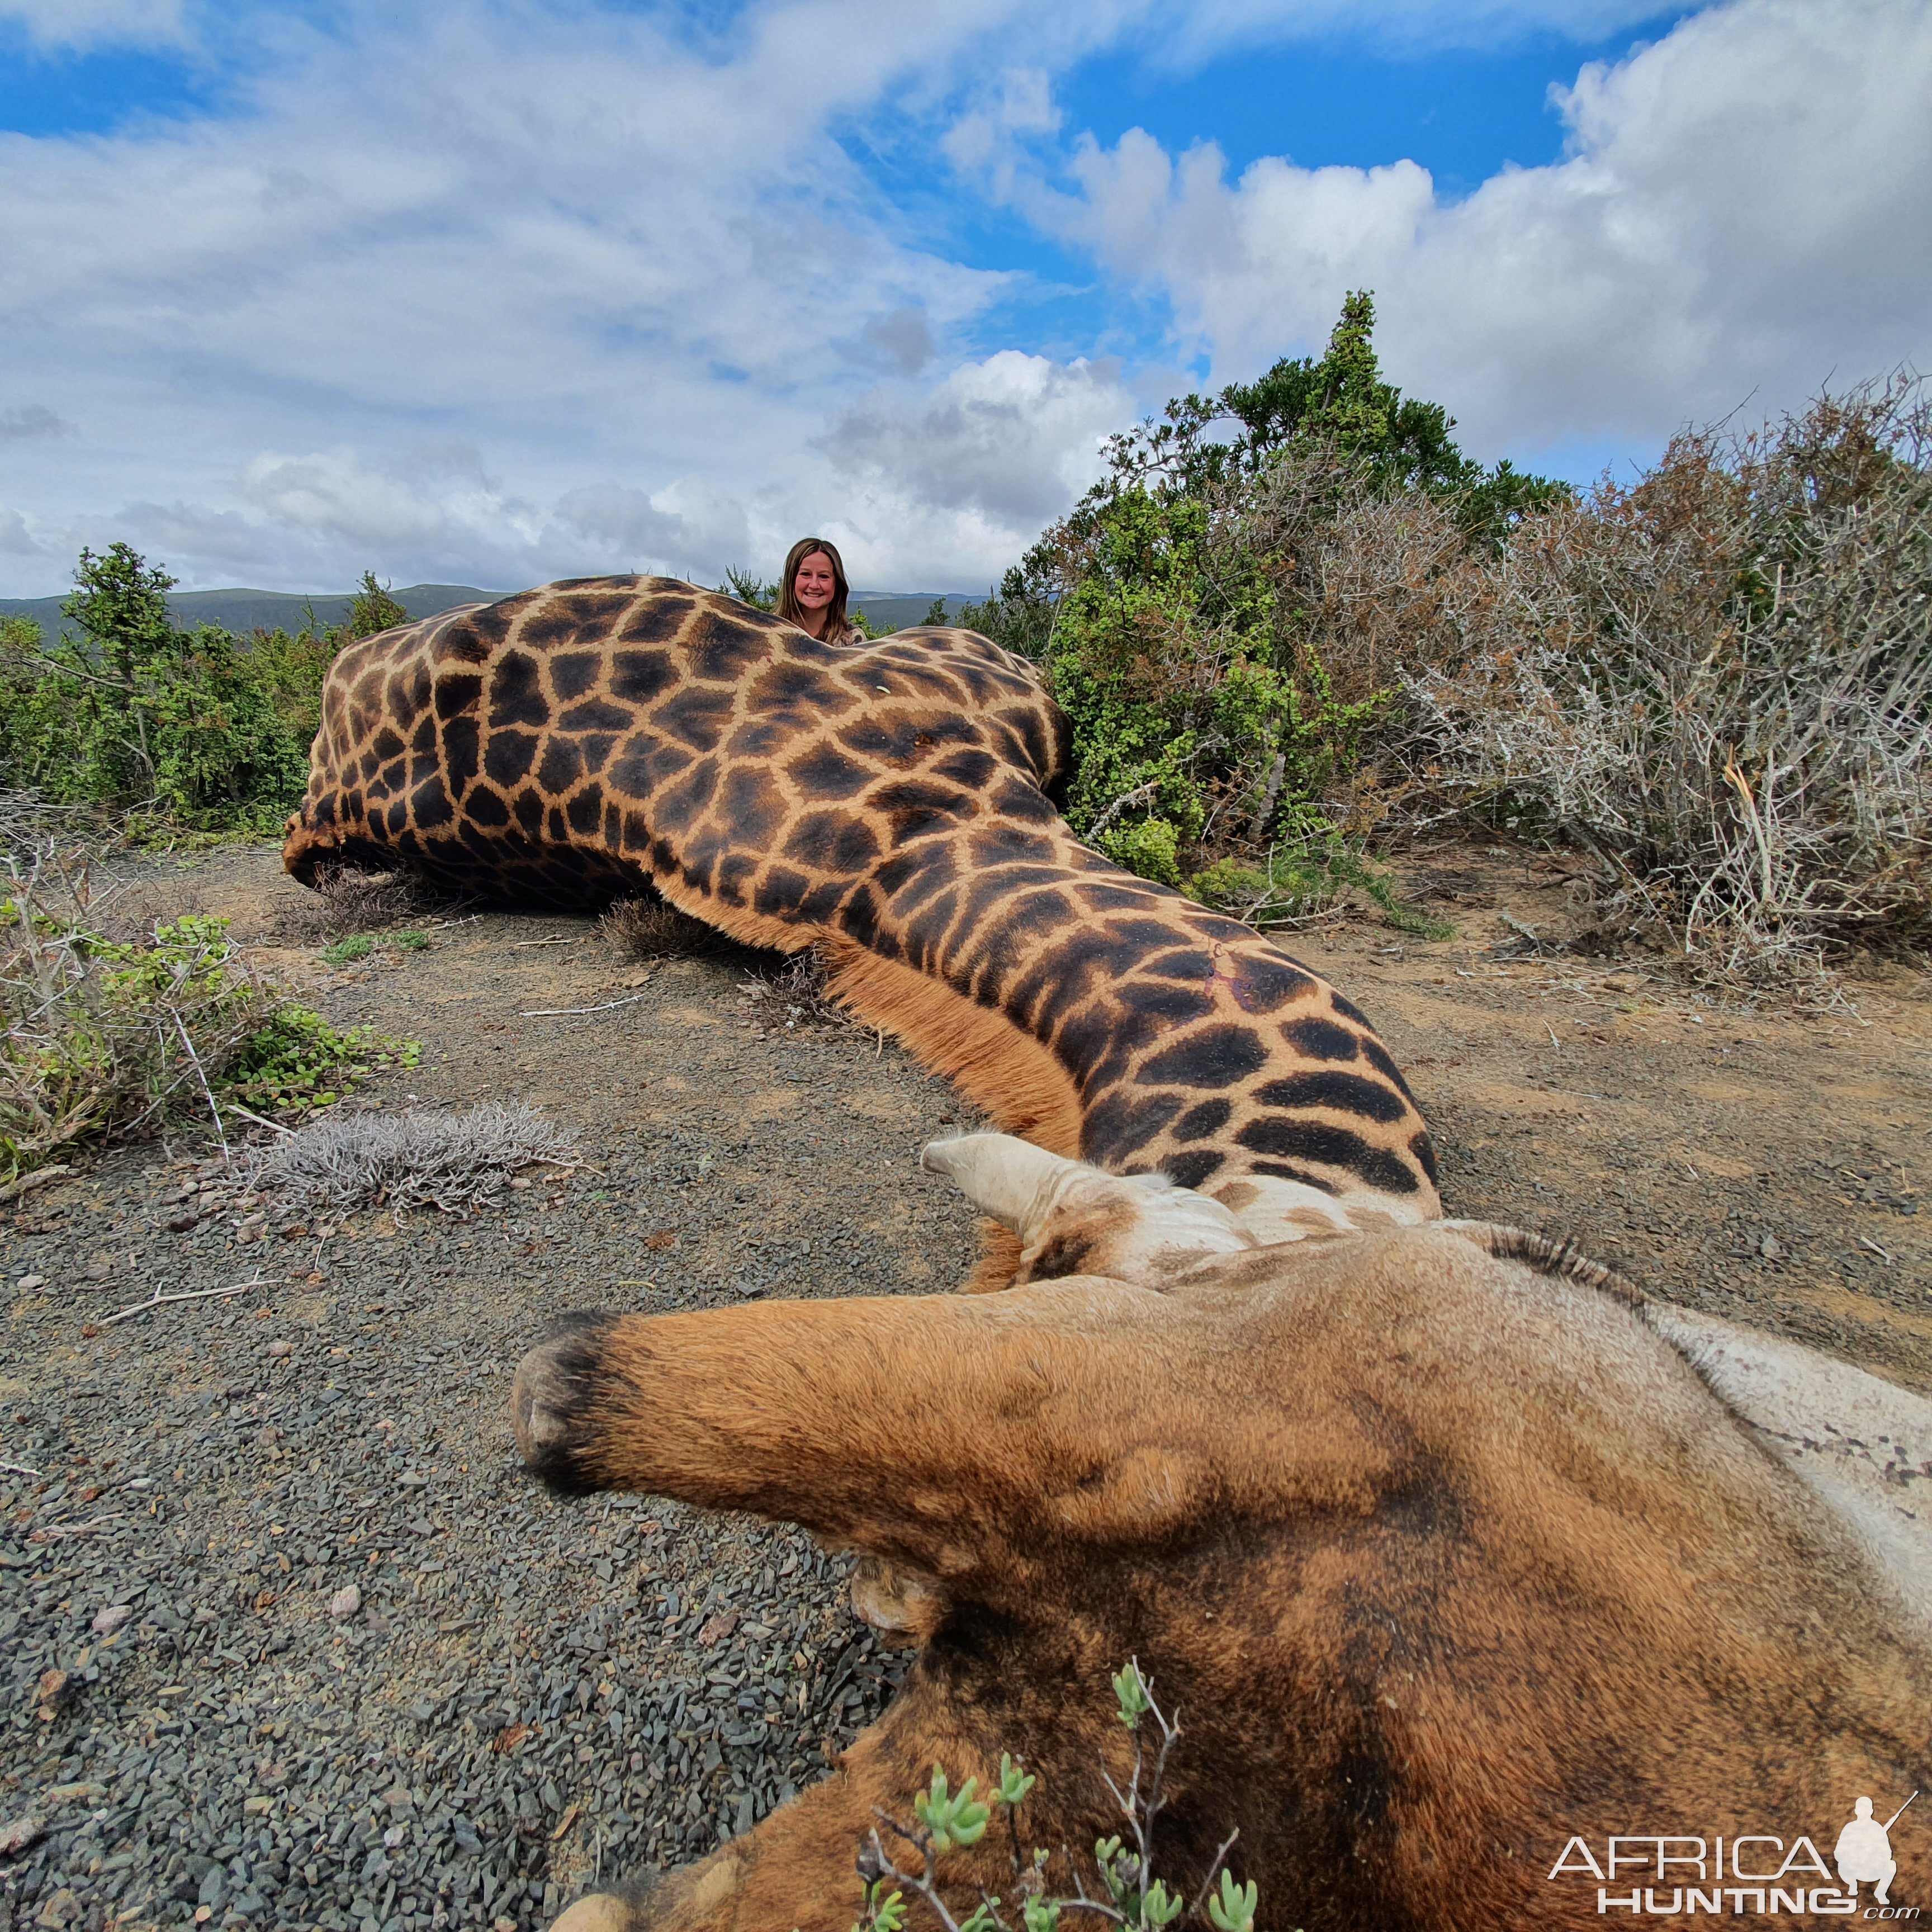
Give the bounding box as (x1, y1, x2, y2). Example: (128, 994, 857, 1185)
(286, 575, 1439, 1256)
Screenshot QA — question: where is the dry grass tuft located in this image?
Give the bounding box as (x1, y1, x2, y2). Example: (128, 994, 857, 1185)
(276, 863, 451, 944)
(243, 1101, 577, 1216)
(599, 890, 748, 961)
(736, 948, 850, 1031)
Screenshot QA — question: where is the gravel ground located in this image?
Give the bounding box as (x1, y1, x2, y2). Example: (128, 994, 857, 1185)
(2, 845, 986, 1932)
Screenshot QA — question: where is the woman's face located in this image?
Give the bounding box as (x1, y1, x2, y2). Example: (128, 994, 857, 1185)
(793, 552, 837, 613)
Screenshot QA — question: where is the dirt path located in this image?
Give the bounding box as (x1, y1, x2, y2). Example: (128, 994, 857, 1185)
(3, 837, 1925, 1932)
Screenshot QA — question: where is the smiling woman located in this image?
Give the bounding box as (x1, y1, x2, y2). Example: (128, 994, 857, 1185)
(775, 537, 864, 645)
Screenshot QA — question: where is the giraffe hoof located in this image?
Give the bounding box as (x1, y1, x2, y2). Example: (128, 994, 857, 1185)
(511, 1313, 617, 1493)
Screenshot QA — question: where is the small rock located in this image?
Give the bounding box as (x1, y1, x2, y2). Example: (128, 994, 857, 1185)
(84, 1254, 113, 1280)
(328, 1585, 362, 1621)
(34, 1885, 79, 1926)
(34, 1668, 73, 1721)
(41, 1782, 103, 1804)
(699, 1608, 740, 1646)
(15, 1275, 46, 1292)
(91, 1603, 134, 1637)
(0, 1815, 44, 1856)
(266, 1340, 292, 1358)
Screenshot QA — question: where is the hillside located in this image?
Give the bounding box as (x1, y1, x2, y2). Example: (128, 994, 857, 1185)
(0, 583, 973, 643)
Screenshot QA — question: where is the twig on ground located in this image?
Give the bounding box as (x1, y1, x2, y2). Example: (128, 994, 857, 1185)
(102, 1273, 264, 1327)
(0, 1165, 72, 1204)
(224, 1101, 293, 1137)
(519, 993, 652, 1017)
(1, 1461, 42, 1476)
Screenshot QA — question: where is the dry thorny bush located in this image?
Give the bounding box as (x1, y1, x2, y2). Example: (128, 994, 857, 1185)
(272, 861, 454, 943)
(1271, 376, 1931, 994)
(598, 888, 756, 961)
(1, 841, 276, 1179)
(239, 1100, 578, 1217)
(601, 889, 853, 1027)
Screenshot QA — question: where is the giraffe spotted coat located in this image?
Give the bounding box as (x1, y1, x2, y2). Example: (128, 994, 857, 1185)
(285, 576, 1439, 1245)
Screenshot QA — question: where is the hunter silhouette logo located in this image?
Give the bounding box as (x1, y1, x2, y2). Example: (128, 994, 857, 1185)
(1838, 1794, 1916, 1910)
(1546, 1790, 1919, 1917)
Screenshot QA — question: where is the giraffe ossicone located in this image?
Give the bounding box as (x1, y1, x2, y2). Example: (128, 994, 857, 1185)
(286, 575, 1441, 1253)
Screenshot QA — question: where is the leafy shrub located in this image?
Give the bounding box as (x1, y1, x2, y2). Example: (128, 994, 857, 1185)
(962, 294, 1549, 932)
(1, 853, 278, 1180)
(961, 302, 1928, 977)
(0, 545, 408, 835)
(320, 934, 376, 967)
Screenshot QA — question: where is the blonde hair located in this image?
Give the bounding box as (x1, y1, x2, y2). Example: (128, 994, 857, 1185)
(777, 537, 851, 636)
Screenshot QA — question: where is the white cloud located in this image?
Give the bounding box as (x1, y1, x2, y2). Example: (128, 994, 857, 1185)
(996, 0, 1932, 461)
(0, 508, 42, 555)
(830, 351, 1129, 529)
(3, 0, 1925, 599)
(0, 0, 184, 51)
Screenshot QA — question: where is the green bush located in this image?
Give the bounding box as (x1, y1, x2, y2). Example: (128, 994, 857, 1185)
(0, 544, 408, 835)
(1, 881, 279, 1181)
(960, 295, 1556, 929)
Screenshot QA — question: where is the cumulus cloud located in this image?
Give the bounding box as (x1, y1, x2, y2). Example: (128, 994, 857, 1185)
(1003, 0, 1932, 458)
(0, 508, 42, 555)
(830, 351, 1129, 528)
(3, 0, 1925, 599)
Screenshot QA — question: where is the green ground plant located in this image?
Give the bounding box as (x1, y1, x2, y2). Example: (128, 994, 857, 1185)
(1, 844, 422, 1180)
(223, 1006, 420, 1120)
(851, 1662, 1276, 1932)
(1, 855, 275, 1178)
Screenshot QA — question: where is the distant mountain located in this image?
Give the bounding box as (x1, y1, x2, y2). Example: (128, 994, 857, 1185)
(0, 581, 977, 642)
(847, 593, 974, 631)
(0, 583, 503, 643)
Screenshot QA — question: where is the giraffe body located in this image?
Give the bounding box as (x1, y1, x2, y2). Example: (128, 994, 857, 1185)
(286, 576, 1439, 1241)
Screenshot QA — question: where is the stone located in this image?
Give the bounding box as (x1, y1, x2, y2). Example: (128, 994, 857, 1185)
(15, 1275, 46, 1291)
(0, 1815, 44, 1855)
(328, 1586, 362, 1622)
(91, 1603, 134, 1637)
(34, 1886, 79, 1926)
(266, 1341, 293, 1358)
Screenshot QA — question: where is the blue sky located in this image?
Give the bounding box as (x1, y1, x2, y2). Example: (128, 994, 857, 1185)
(0, 0, 1925, 594)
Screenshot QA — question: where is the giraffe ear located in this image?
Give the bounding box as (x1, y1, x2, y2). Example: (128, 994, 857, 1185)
(920, 1133, 1078, 1241)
